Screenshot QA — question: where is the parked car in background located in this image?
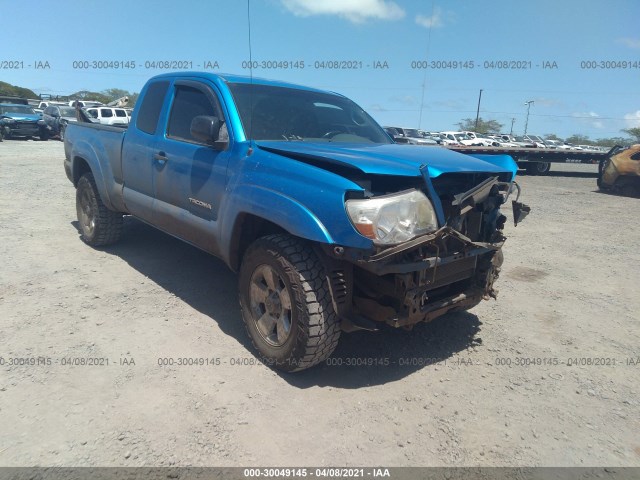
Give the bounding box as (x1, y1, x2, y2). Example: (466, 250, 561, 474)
(544, 139, 572, 150)
(41, 105, 79, 140)
(512, 136, 538, 148)
(84, 106, 130, 126)
(402, 128, 438, 145)
(440, 131, 477, 146)
(492, 137, 520, 147)
(472, 135, 501, 147)
(383, 126, 411, 143)
(0, 104, 43, 140)
(389, 127, 437, 145)
(435, 133, 459, 146)
(523, 134, 547, 148)
(38, 101, 68, 110)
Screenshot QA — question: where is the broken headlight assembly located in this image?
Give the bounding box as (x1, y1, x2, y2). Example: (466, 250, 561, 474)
(345, 189, 438, 245)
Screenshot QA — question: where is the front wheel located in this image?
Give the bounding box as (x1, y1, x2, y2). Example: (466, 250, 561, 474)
(238, 234, 341, 372)
(76, 172, 123, 246)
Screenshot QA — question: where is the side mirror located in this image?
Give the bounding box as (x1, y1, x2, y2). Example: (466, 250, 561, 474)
(190, 115, 228, 150)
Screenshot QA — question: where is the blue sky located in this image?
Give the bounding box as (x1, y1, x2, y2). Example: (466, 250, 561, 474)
(2, 0, 639, 139)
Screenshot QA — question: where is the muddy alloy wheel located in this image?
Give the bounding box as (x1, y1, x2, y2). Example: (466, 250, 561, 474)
(239, 234, 341, 372)
(75, 172, 123, 246)
(249, 264, 293, 347)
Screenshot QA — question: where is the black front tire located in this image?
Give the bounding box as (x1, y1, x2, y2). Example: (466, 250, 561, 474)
(239, 234, 341, 372)
(76, 173, 123, 246)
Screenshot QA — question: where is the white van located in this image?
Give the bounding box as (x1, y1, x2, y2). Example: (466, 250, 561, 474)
(84, 107, 130, 126)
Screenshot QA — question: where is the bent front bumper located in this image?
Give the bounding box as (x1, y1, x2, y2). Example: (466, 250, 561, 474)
(324, 227, 505, 330)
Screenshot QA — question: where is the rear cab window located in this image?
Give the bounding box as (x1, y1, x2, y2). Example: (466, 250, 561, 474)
(136, 81, 170, 135)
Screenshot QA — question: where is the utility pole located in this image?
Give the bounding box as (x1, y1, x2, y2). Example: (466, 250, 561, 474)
(510, 118, 516, 135)
(524, 100, 534, 135)
(474, 89, 483, 132)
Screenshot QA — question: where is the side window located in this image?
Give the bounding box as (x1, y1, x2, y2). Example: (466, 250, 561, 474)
(88, 109, 97, 118)
(101, 108, 113, 118)
(115, 110, 126, 117)
(631, 151, 640, 161)
(136, 81, 170, 135)
(167, 85, 219, 143)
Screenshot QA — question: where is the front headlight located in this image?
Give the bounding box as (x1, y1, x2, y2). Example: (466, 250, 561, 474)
(346, 189, 438, 245)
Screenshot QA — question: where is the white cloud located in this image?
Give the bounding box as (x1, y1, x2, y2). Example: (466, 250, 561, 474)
(572, 111, 604, 129)
(624, 110, 640, 128)
(532, 97, 562, 108)
(390, 94, 418, 106)
(368, 104, 388, 112)
(280, 0, 405, 23)
(416, 7, 443, 28)
(617, 37, 640, 49)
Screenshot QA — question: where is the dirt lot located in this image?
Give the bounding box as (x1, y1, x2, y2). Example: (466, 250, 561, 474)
(1, 139, 639, 467)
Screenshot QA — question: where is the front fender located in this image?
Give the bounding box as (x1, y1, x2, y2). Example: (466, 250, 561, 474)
(221, 184, 335, 245)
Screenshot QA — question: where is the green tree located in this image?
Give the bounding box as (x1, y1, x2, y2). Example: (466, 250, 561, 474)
(101, 88, 129, 100)
(0, 81, 38, 99)
(565, 134, 593, 145)
(456, 117, 503, 134)
(68, 90, 111, 104)
(544, 133, 560, 140)
(594, 136, 632, 148)
(621, 127, 640, 142)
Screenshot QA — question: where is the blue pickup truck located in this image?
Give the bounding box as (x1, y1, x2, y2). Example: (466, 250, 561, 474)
(64, 72, 529, 371)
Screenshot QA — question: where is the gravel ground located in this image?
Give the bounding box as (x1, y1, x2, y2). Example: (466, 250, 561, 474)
(0, 139, 639, 467)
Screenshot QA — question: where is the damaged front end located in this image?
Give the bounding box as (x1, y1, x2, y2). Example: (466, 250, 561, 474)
(322, 169, 530, 331)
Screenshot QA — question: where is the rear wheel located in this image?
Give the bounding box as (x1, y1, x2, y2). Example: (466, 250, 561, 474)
(526, 162, 551, 175)
(239, 234, 341, 372)
(76, 172, 123, 246)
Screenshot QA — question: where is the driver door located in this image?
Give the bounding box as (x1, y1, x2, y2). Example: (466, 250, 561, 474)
(152, 80, 231, 257)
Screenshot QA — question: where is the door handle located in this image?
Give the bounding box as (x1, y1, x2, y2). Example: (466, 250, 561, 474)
(154, 151, 169, 162)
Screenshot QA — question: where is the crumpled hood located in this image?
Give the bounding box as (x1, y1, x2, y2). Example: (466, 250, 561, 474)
(256, 141, 517, 179)
(2, 113, 40, 122)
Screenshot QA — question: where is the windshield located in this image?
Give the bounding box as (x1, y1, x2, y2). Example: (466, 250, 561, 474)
(59, 107, 76, 116)
(0, 105, 35, 115)
(228, 83, 390, 143)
